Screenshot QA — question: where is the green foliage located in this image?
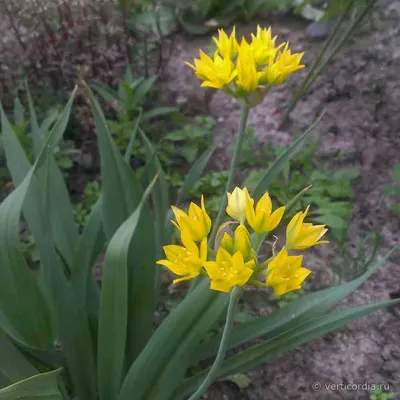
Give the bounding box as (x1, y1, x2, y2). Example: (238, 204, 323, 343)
(188, 170, 229, 217)
(0, 95, 77, 185)
(0, 369, 63, 400)
(331, 231, 381, 282)
(369, 386, 396, 400)
(74, 181, 102, 229)
(384, 162, 400, 213)
(244, 138, 359, 240)
(270, 287, 307, 309)
(0, 87, 397, 400)
(94, 67, 177, 124)
(163, 116, 216, 164)
(177, 0, 293, 34)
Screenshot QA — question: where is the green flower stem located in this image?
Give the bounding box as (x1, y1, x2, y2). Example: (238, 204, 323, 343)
(255, 256, 274, 275)
(250, 280, 269, 289)
(207, 246, 216, 258)
(256, 232, 268, 253)
(208, 104, 250, 248)
(188, 286, 243, 400)
(253, 233, 263, 252)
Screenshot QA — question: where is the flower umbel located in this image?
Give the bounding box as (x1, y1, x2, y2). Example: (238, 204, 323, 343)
(171, 195, 211, 242)
(159, 192, 328, 294)
(205, 248, 254, 293)
(266, 247, 311, 296)
(226, 187, 253, 224)
(186, 25, 305, 104)
(286, 206, 329, 250)
(246, 191, 285, 234)
(157, 234, 207, 284)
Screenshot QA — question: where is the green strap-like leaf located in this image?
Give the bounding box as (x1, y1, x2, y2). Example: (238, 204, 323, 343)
(4, 87, 80, 268)
(97, 177, 157, 400)
(0, 330, 37, 384)
(71, 197, 105, 316)
(251, 115, 322, 201)
(3, 89, 97, 399)
(32, 93, 97, 399)
(139, 128, 169, 248)
(0, 109, 53, 349)
(147, 292, 229, 400)
(192, 246, 397, 364)
(87, 85, 157, 365)
(178, 299, 400, 399)
(26, 85, 42, 159)
(118, 279, 218, 400)
(0, 369, 63, 400)
(176, 145, 217, 205)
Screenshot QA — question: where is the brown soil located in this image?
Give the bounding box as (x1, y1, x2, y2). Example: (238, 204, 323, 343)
(160, 1, 400, 399)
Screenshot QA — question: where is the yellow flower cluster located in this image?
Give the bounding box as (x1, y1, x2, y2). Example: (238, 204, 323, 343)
(157, 188, 328, 295)
(186, 26, 304, 100)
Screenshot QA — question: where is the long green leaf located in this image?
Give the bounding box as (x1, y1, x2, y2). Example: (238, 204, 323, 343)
(178, 299, 400, 398)
(36, 165, 96, 399)
(97, 177, 157, 400)
(192, 246, 397, 363)
(26, 85, 42, 159)
(176, 145, 216, 204)
(0, 330, 38, 383)
(71, 197, 105, 314)
(4, 89, 79, 269)
(147, 293, 229, 400)
(0, 373, 9, 390)
(252, 115, 322, 201)
(1, 90, 97, 399)
(87, 85, 157, 364)
(139, 128, 169, 248)
(0, 109, 53, 348)
(0, 369, 63, 400)
(30, 93, 97, 399)
(118, 279, 218, 400)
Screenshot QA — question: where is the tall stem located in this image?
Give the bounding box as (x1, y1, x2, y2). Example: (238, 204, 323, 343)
(188, 286, 243, 400)
(208, 104, 250, 247)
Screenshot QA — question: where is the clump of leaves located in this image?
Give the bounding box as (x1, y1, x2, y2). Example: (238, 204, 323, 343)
(1, 96, 77, 182)
(331, 231, 381, 282)
(244, 140, 359, 241)
(384, 162, 400, 214)
(163, 116, 216, 165)
(74, 181, 101, 229)
(270, 287, 308, 309)
(188, 170, 229, 217)
(369, 386, 396, 400)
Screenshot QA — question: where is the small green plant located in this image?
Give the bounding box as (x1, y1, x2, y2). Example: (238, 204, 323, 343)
(74, 181, 102, 229)
(94, 66, 177, 131)
(1, 94, 77, 176)
(188, 170, 229, 217)
(331, 231, 381, 282)
(369, 386, 396, 400)
(384, 162, 400, 213)
(163, 116, 216, 165)
(244, 139, 359, 241)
